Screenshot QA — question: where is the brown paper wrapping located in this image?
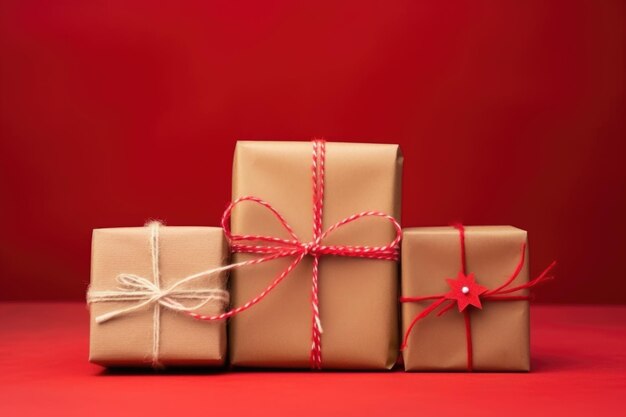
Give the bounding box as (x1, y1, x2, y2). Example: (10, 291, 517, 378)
(229, 141, 403, 369)
(401, 226, 531, 371)
(89, 226, 228, 367)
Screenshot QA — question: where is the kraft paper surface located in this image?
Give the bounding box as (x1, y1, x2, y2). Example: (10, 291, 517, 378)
(229, 141, 402, 369)
(89, 226, 228, 367)
(401, 226, 531, 371)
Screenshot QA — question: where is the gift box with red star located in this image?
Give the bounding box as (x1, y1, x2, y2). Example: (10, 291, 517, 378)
(400, 225, 554, 371)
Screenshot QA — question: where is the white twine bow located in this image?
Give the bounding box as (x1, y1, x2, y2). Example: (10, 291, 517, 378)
(87, 221, 230, 368)
(88, 273, 230, 324)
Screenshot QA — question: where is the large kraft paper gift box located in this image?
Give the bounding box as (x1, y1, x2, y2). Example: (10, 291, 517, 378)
(401, 226, 542, 372)
(229, 140, 403, 369)
(88, 223, 229, 367)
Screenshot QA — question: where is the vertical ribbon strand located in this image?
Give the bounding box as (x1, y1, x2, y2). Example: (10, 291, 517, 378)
(149, 221, 163, 369)
(454, 223, 473, 371)
(463, 309, 472, 371)
(310, 139, 325, 369)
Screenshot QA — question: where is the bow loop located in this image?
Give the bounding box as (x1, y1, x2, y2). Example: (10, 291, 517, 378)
(117, 274, 159, 293)
(222, 196, 301, 244)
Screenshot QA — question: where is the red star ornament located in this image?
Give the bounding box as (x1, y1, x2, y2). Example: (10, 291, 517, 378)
(444, 271, 489, 312)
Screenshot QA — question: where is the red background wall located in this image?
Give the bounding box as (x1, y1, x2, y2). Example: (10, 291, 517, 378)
(0, 1, 623, 303)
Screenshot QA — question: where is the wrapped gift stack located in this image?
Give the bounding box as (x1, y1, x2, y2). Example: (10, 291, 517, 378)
(86, 139, 555, 371)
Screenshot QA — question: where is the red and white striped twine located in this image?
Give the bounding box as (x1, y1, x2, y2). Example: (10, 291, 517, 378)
(188, 139, 402, 369)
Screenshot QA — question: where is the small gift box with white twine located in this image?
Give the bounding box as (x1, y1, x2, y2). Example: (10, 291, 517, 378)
(87, 222, 230, 368)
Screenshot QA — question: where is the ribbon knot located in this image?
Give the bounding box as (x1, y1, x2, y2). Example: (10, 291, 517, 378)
(300, 241, 318, 256)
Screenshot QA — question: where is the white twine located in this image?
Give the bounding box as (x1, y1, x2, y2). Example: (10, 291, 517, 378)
(87, 221, 231, 368)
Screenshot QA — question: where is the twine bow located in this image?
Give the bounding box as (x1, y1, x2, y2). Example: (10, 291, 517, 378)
(400, 224, 556, 371)
(188, 139, 402, 369)
(87, 221, 230, 368)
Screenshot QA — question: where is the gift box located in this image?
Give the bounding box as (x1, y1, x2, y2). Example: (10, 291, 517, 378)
(400, 225, 553, 371)
(227, 140, 403, 369)
(88, 222, 229, 367)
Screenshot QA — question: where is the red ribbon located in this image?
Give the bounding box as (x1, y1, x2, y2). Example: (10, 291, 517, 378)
(188, 139, 402, 369)
(400, 224, 556, 371)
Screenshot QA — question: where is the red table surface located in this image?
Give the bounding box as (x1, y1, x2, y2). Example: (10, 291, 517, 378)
(1, 303, 624, 416)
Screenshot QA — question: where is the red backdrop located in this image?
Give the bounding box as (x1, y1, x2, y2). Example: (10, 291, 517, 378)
(0, 1, 623, 303)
